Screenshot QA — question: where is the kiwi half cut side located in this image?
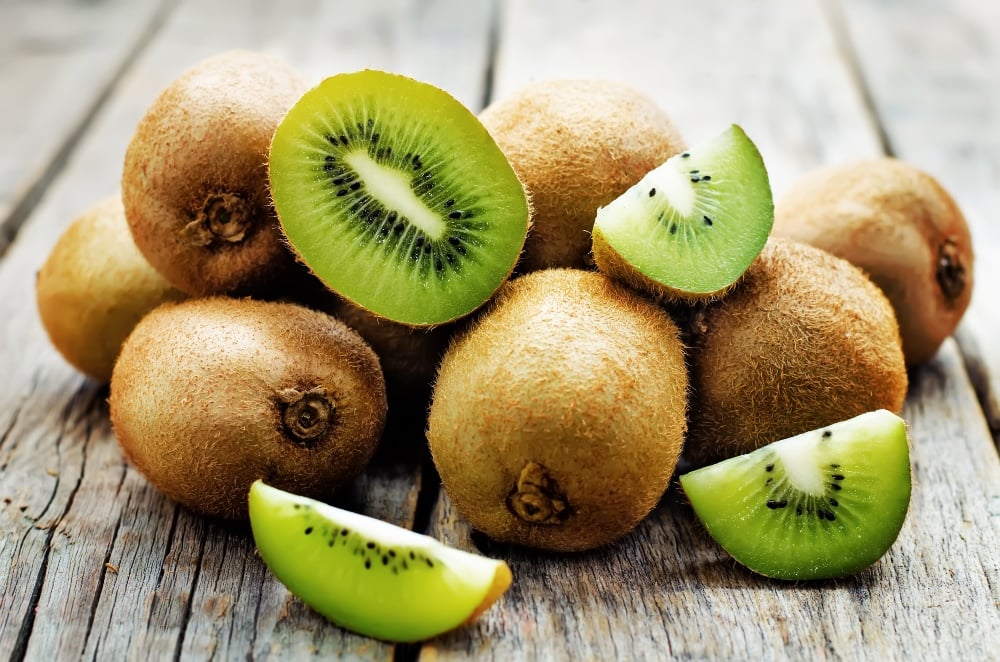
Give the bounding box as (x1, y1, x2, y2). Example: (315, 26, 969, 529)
(248, 481, 512, 643)
(269, 70, 530, 326)
(592, 124, 773, 300)
(679, 410, 911, 580)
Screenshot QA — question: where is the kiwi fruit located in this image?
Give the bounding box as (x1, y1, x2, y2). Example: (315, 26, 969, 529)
(109, 297, 387, 520)
(427, 269, 688, 552)
(593, 125, 773, 301)
(479, 79, 686, 271)
(122, 50, 310, 297)
(268, 70, 530, 327)
(248, 481, 512, 642)
(680, 410, 911, 580)
(683, 237, 908, 467)
(774, 158, 974, 365)
(35, 195, 185, 382)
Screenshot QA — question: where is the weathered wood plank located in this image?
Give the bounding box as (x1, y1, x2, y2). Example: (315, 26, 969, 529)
(0, 0, 173, 253)
(834, 0, 1000, 435)
(424, 342, 1000, 660)
(489, 0, 884, 194)
(0, 0, 495, 659)
(421, 0, 1000, 658)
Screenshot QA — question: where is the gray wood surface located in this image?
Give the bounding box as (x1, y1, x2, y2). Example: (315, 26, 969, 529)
(1, 0, 998, 659)
(0, 0, 172, 254)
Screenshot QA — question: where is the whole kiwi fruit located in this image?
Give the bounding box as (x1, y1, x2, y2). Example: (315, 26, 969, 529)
(427, 269, 688, 552)
(35, 195, 185, 382)
(479, 79, 686, 271)
(121, 50, 310, 297)
(683, 237, 908, 467)
(109, 297, 387, 519)
(774, 158, 974, 365)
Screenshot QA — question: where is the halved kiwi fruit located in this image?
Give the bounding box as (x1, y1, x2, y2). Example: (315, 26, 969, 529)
(680, 410, 911, 580)
(592, 124, 773, 301)
(269, 70, 530, 327)
(248, 481, 512, 643)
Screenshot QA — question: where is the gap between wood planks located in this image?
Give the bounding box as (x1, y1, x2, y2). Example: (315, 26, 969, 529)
(0, 0, 179, 261)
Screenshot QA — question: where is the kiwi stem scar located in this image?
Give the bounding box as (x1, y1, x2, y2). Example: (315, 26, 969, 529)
(937, 238, 967, 304)
(180, 191, 252, 246)
(343, 151, 446, 240)
(278, 386, 333, 444)
(506, 462, 570, 524)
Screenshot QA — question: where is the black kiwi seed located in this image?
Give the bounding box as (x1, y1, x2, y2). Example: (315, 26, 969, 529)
(649, 188, 656, 197)
(766, 499, 787, 509)
(366, 541, 375, 549)
(365, 559, 371, 569)
(703, 216, 713, 227)
(304, 527, 313, 535)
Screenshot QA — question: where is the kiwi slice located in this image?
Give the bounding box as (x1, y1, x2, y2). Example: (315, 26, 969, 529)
(248, 481, 512, 642)
(679, 410, 911, 580)
(269, 70, 530, 326)
(592, 124, 773, 300)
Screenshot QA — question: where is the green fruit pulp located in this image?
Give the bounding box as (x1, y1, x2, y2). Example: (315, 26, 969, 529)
(593, 124, 773, 295)
(679, 410, 911, 580)
(248, 481, 511, 642)
(269, 70, 529, 326)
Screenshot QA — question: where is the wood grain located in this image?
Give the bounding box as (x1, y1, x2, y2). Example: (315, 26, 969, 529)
(0, 0, 172, 254)
(1, 0, 998, 659)
(421, 0, 1000, 658)
(835, 0, 1000, 436)
(424, 342, 1000, 660)
(0, 0, 493, 659)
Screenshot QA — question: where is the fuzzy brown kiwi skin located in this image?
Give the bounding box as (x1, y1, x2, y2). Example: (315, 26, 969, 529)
(773, 158, 974, 366)
(109, 297, 387, 520)
(121, 50, 311, 297)
(479, 79, 686, 272)
(35, 195, 186, 382)
(682, 237, 908, 467)
(427, 269, 688, 552)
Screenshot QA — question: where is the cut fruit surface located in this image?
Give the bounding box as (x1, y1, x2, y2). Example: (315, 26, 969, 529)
(592, 124, 773, 300)
(269, 70, 530, 326)
(679, 410, 911, 580)
(248, 481, 512, 642)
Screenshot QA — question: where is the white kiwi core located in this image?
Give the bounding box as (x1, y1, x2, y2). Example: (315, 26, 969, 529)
(771, 433, 826, 495)
(344, 151, 446, 240)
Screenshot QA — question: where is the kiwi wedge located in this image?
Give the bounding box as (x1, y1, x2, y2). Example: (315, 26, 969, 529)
(680, 410, 911, 581)
(248, 481, 512, 643)
(592, 124, 773, 301)
(269, 70, 530, 326)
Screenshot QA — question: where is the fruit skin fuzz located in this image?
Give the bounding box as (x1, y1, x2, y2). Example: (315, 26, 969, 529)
(122, 50, 311, 297)
(427, 268, 688, 552)
(479, 78, 686, 272)
(109, 297, 387, 520)
(682, 237, 908, 467)
(774, 157, 974, 366)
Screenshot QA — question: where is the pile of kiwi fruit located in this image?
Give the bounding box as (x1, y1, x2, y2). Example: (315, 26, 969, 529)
(33, 48, 975, 639)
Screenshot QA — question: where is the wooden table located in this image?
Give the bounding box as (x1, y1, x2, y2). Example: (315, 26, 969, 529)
(2, 0, 998, 659)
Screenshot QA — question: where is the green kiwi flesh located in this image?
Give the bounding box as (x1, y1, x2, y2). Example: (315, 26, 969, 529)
(679, 410, 911, 580)
(269, 70, 530, 326)
(592, 124, 773, 300)
(248, 481, 512, 642)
